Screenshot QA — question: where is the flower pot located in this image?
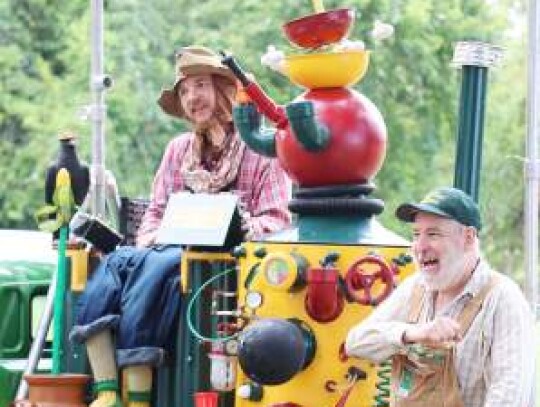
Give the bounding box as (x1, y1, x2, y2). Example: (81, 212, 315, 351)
(22, 374, 90, 406)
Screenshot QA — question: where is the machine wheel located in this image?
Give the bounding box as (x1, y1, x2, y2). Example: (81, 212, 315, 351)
(345, 256, 395, 306)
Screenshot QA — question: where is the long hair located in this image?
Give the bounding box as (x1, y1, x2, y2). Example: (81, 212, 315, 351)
(212, 74, 237, 126)
(192, 74, 238, 151)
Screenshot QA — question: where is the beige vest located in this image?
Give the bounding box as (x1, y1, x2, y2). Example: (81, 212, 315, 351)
(391, 276, 498, 407)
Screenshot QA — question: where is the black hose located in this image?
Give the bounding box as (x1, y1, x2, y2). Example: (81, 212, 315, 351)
(289, 197, 384, 216)
(294, 183, 376, 198)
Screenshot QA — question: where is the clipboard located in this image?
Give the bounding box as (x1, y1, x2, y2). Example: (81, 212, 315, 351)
(155, 192, 243, 249)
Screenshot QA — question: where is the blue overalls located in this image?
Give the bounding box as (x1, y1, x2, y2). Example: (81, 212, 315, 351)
(70, 245, 182, 367)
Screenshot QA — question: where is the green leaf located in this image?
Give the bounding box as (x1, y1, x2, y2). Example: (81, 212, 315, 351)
(37, 219, 62, 233)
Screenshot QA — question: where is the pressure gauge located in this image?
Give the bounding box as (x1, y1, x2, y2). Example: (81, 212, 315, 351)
(245, 290, 263, 309)
(260, 253, 300, 291)
(224, 339, 239, 355)
(261, 253, 294, 289)
(265, 256, 291, 285)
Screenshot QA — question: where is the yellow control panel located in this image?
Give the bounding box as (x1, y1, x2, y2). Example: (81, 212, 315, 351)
(233, 241, 414, 407)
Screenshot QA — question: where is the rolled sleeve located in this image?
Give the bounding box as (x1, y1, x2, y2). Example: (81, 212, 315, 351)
(346, 321, 411, 363)
(345, 274, 419, 363)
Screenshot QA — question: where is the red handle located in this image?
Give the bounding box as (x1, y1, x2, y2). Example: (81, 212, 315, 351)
(244, 83, 288, 128)
(334, 383, 355, 407)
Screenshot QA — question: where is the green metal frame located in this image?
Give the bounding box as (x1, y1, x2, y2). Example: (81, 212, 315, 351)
(267, 215, 409, 247)
(454, 65, 489, 201)
(0, 260, 54, 405)
(154, 256, 236, 407)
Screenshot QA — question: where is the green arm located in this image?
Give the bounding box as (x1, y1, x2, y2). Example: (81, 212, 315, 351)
(286, 101, 330, 152)
(233, 103, 277, 157)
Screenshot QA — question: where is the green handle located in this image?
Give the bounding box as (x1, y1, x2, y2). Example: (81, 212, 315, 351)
(286, 101, 330, 152)
(52, 226, 68, 374)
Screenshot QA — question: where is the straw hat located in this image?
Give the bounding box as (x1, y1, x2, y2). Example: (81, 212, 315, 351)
(57, 130, 77, 141)
(158, 45, 237, 119)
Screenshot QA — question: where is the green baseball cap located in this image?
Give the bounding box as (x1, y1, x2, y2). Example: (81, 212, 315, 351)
(395, 187, 482, 230)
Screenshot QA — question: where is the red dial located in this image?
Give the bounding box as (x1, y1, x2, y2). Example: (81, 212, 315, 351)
(345, 255, 395, 306)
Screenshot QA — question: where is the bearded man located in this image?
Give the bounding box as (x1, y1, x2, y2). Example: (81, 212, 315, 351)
(345, 187, 536, 407)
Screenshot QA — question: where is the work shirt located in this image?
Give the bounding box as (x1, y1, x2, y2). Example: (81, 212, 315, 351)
(345, 261, 536, 407)
(137, 132, 291, 244)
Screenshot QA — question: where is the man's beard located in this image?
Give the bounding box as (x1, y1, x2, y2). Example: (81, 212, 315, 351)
(193, 114, 217, 133)
(420, 254, 467, 292)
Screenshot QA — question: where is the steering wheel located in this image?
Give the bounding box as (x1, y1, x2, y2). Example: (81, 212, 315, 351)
(345, 255, 395, 306)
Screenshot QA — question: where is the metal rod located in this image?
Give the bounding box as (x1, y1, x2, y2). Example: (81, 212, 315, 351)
(525, 0, 539, 317)
(14, 268, 58, 400)
(90, 0, 106, 218)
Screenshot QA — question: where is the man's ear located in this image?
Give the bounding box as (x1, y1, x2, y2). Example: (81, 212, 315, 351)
(464, 226, 477, 247)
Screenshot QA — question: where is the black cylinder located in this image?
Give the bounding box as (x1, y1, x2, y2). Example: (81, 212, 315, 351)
(238, 318, 310, 385)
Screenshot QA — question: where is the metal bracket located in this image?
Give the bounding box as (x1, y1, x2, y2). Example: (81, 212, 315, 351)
(452, 41, 504, 68)
(77, 104, 107, 122)
(524, 158, 540, 180)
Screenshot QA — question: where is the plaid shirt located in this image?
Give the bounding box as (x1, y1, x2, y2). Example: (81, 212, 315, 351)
(345, 260, 536, 406)
(137, 133, 291, 244)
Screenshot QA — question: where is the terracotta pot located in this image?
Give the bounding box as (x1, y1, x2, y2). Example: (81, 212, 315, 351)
(22, 374, 90, 407)
(11, 401, 33, 407)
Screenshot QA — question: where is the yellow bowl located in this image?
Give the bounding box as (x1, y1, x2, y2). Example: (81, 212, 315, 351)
(283, 50, 370, 89)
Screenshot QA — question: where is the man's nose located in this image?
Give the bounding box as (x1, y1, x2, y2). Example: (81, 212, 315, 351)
(412, 234, 428, 251)
(185, 88, 196, 103)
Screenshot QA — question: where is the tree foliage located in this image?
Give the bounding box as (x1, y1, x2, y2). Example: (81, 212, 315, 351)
(0, 0, 530, 281)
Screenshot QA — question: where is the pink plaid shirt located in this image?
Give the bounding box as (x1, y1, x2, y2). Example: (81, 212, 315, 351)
(137, 132, 291, 244)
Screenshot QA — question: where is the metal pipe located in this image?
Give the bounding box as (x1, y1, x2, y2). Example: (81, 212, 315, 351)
(452, 41, 503, 201)
(90, 0, 107, 218)
(525, 0, 539, 317)
(14, 268, 58, 400)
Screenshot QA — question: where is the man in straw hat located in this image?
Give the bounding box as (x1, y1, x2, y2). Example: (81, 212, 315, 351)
(70, 45, 291, 407)
(345, 187, 536, 406)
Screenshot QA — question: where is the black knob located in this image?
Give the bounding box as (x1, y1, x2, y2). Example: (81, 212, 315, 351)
(238, 318, 307, 385)
(231, 245, 247, 259)
(253, 246, 268, 259)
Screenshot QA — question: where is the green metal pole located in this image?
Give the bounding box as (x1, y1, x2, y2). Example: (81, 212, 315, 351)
(180, 262, 196, 407)
(180, 260, 207, 407)
(452, 41, 503, 201)
(454, 65, 488, 201)
(52, 225, 68, 374)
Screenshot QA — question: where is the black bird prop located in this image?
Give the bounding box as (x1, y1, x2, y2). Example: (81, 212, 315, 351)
(45, 131, 90, 208)
(41, 131, 90, 238)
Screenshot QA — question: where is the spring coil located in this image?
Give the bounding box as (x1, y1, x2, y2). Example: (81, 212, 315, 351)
(373, 359, 392, 407)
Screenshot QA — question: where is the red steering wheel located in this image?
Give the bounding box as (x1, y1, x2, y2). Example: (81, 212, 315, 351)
(345, 255, 395, 306)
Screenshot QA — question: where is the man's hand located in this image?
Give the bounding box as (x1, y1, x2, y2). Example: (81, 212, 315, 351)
(136, 231, 157, 248)
(403, 316, 462, 348)
(237, 201, 255, 240)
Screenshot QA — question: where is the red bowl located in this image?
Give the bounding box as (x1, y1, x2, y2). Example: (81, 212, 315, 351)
(282, 8, 356, 49)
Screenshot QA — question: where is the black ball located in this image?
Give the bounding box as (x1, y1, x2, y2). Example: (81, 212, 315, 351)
(237, 318, 306, 385)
